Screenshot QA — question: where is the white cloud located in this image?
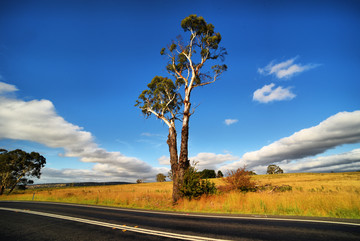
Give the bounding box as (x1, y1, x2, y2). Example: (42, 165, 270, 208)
(40, 165, 170, 183)
(258, 57, 318, 79)
(242, 110, 360, 168)
(242, 149, 360, 174)
(218, 160, 247, 173)
(157, 153, 239, 171)
(141, 132, 162, 137)
(224, 119, 238, 125)
(280, 149, 360, 173)
(0, 82, 18, 94)
(219, 148, 360, 174)
(190, 152, 239, 170)
(0, 81, 161, 182)
(158, 155, 169, 165)
(253, 83, 295, 103)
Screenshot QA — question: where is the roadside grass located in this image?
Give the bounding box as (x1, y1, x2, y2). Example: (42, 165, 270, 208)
(1, 172, 359, 219)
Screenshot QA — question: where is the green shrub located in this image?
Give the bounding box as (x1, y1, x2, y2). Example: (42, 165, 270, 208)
(199, 169, 216, 179)
(276, 185, 292, 192)
(179, 165, 217, 200)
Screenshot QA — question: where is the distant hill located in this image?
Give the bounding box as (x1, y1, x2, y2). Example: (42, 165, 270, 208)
(28, 182, 132, 189)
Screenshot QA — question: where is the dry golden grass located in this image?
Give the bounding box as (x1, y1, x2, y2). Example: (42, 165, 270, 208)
(1, 172, 359, 219)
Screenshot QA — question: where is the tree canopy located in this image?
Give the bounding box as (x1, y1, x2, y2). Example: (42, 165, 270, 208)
(135, 14, 227, 129)
(267, 165, 284, 174)
(0, 149, 46, 195)
(156, 173, 166, 182)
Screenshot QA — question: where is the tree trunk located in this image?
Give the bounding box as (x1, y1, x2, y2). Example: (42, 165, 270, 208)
(7, 183, 18, 195)
(167, 125, 181, 203)
(7, 172, 27, 195)
(0, 185, 4, 195)
(178, 113, 190, 181)
(177, 89, 191, 199)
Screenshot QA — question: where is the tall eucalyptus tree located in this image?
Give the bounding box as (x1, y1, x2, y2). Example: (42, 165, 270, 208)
(136, 14, 227, 203)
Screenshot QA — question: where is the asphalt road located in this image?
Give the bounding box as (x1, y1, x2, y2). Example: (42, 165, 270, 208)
(0, 201, 359, 241)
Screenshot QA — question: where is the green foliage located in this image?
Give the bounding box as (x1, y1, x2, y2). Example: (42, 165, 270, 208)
(267, 165, 284, 174)
(216, 170, 224, 178)
(135, 76, 182, 120)
(160, 48, 166, 55)
(157, 14, 227, 90)
(221, 167, 256, 192)
(199, 169, 216, 179)
(136, 179, 143, 184)
(258, 184, 292, 193)
(135, 13, 227, 127)
(276, 185, 292, 192)
(0, 149, 46, 195)
(156, 173, 166, 182)
(169, 43, 177, 52)
(179, 165, 217, 200)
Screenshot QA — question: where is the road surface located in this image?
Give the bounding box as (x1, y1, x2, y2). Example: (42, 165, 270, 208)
(0, 201, 359, 240)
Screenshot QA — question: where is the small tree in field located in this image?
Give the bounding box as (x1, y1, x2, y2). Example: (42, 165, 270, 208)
(135, 14, 227, 203)
(216, 170, 224, 178)
(267, 165, 284, 174)
(156, 173, 166, 182)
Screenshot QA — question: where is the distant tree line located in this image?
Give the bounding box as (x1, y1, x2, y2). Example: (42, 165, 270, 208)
(159, 168, 225, 182)
(151, 164, 283, 189)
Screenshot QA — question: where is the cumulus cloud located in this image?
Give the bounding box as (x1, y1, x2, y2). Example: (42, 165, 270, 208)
(258, 57, 319, 79)
(220, 148, 360, 175)
(40, 167, 115, 183)
(158, 155, 169, 165)
(253, 83, 295, 103)
(157, 153, 239, 171)
(190, 152, 239, 170)
(40, 165, 169, 183)
(235, 149, 360, 174)
(0, 81, 161, 182)
(242, 110, 360, 168)
(0, 82, 18, 94)
(224, 119, 238, 125)
(280, 149, 360, 173)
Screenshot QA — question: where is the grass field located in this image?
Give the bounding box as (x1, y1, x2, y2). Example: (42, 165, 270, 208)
(1, 172, 359, 219)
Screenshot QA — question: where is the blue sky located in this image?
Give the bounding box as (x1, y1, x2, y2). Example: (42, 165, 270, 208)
(1, 0, 359, 183)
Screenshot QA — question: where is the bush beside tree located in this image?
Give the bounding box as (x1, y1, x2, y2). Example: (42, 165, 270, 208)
(179, 164, 217, 200)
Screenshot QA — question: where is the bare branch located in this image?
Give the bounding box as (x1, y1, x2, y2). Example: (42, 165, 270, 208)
(189, 103, 200, 116)
(193, 79, 216, 88)
(147, 107, 172, 128)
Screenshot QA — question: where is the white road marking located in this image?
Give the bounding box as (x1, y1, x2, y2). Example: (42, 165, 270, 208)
(0, 207, 231, 241)
(32, 201, 360, 227)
